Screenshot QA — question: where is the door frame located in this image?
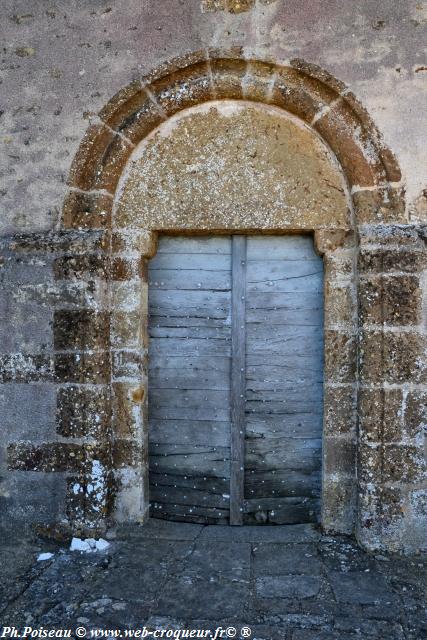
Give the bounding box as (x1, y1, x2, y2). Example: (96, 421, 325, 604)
(147, 233, 326, 526)
(139, 227, 357, 534)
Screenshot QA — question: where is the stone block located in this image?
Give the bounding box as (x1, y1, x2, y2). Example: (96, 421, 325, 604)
(339, 93, 401, 183)
(140, 232, 158, 259)
(359, 275, 421, 325)
(272, 66, 337, 124)
(323, 250, 354, 278)
(0, 295, 53, 353)
(328, 571, 398, 605)
(66, 123, 115, 191)
(113, 439, 143, 468)
(139, 49, 207, 84)
(314, 229, 355, 254)
(98, 82, 164, 146)
(110, 280, 143, 311)
(112, 381, 145, 439)
(324, 384, 356, 435)
(111, 256, 147, 281)
(3, 230, 107, 255)
(359, 442, 425, 484)
(210, 58, 246, 99)
(113, 465, 148, 523)
(360, 330, 427, 384)
(322, 476, 356, 534)
(358, 443, 382, 484)
(323, 437, 356, 476)
(96, 131, 133, 195)
(353, 186, 406, 224)
(50, 279, 109, 310)
(53, 254, 108, 280)
(405, 390, 427, 439)
(55, 352, 111, 384)
(8, 441, 84, 472)
(62, 190, 113, 229)
(201, 0, 226, 10)
(65, 470, 109, 527)
(67, 122, 133, 193)
(56, 385, 111, 439)
(253, 542, 322, 576)
(314, 100, 381, 188)
(0, 471, 67, 539)
(290, 58, 347, 95)
(358, 483, 405, 529)
(358, 387, 403, 443)
(226, 0, 256, 13)
(112, 349, 146, 380)
(54, 310, 110, 351)
(383, 444, 426, 483)
(0, 254, 52, 285)
(242, 60, 276, 103)
(111, 230, 157, 257)
(410, 488, 427, 518)
(359, 224, 426, 249)
(359, 248, 426, 274)
(359, 387, 425, 444)
(0, 354, 54, 383)
(324, 330, 357, 383)
(324, 282, 355, 328)
(256, 575, 322, 599)
(149, 62, 212, 117)
(111, 311, 142, 348)
(115, 102, 349, 232)
(110, 257, 133, 281)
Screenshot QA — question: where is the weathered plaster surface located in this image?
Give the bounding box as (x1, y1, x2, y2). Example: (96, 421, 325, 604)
(0, 0, 426, 234)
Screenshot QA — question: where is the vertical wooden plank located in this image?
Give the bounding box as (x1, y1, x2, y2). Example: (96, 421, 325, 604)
(230, 235, 247, 525)
(148, 235, 233, 524)
(243, 236, 324, 525)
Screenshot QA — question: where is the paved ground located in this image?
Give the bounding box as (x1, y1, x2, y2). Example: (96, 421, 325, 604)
(1, 520, 426, 639)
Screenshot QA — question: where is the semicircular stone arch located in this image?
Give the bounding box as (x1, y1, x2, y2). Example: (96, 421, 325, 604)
(51, 50, 417, 550)
(62, 50, 405, 231)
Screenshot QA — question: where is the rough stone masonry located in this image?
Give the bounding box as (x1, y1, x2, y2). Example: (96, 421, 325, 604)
(0, 0, 426, 553)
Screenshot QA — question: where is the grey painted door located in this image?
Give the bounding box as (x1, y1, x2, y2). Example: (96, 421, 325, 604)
(148, 235, 323, 524)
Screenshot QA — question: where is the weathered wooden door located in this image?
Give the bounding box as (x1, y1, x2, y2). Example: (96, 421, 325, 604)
(148, 235, 323, 525)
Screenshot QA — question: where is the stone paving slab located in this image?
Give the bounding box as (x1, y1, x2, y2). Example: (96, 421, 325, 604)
(180, 540, 252, 581)
(0, 543, 43, 609)
(112, 539, 194, 568)
(256, 575, 323, 600)
(156, 575, 250, 619)
(0, 520, 426, 639)
(329, 570, 399, 605)
(253, 542, 322, 575)
(116, 519, 204, 540)
(199, 522, 321, 543)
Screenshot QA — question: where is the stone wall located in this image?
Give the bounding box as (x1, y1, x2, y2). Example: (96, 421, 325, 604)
(1, 0, 426, 234)
(0, 1, 426, 552)
(358, 224, 427, 550)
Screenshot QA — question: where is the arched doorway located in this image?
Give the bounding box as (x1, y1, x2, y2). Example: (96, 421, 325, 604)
(112, 94, 355, 530)
(48, 51, 408, 548)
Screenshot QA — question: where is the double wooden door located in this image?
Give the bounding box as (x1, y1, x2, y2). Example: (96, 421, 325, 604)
(148, 235, 323, 525)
